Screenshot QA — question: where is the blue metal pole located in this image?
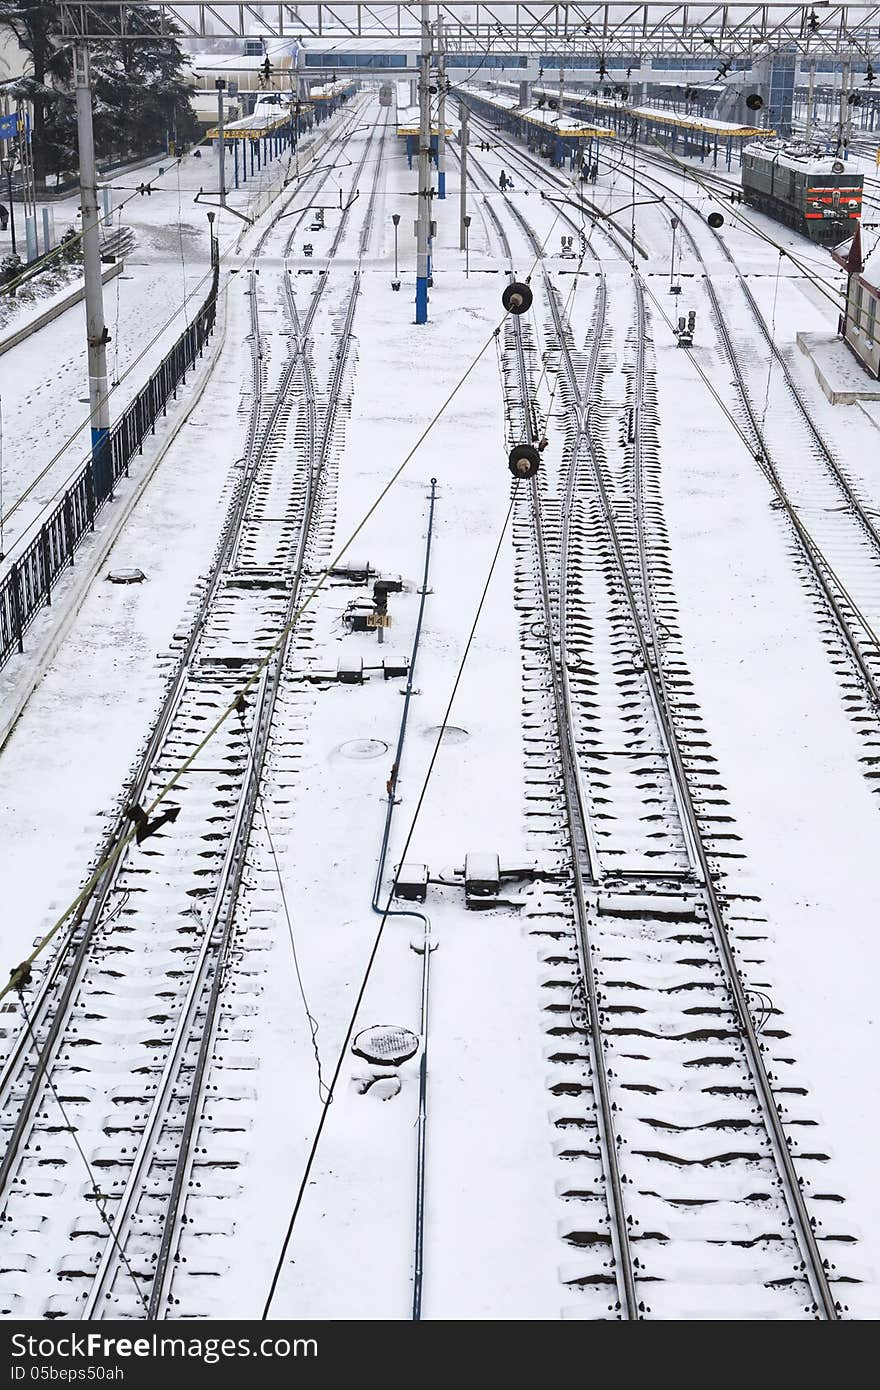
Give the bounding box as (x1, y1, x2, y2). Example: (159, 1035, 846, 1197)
(416, 276, 428, 324)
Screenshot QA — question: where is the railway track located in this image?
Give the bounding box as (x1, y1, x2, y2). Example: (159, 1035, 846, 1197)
(467, 140, 849, 1319)
(617, 157, 880, 739)
(0, 117, 382, 1320)
(472, 111, 880, 776)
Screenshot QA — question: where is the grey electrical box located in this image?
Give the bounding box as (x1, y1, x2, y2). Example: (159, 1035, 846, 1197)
(464, 852, 501, 900)
(383, 655, 409, 680)
(395, 863, 429, 903)
(337, 656, 364, 684)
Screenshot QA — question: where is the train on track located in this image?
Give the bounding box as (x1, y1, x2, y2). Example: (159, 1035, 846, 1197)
(741, 141, 863, 243)
(379, 82, 393, 107)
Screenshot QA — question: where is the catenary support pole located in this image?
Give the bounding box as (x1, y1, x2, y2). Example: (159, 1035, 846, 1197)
(216, 78, 227, 204)
(437, 13, 446, 199)
(73, 45, 110, 479)
(415, 2, 432, 324)
(806, 60, 816, 141)
(459, 100, 468, 251)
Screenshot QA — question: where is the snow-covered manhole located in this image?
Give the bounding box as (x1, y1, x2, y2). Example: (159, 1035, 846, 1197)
(337, 739, 389, 760)
(423, 725, 469, 744)
(352, 1025, 419, 1066)
(356, 1074, 402, 1101)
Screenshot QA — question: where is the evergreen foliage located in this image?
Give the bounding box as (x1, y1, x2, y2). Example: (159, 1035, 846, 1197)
(0, 3, 198, 185)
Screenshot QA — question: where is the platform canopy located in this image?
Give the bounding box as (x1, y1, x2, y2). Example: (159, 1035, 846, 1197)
(58, 4, 880, 59)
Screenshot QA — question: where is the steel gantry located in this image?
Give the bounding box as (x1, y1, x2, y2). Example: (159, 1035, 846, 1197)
(59, 5, 880, 58)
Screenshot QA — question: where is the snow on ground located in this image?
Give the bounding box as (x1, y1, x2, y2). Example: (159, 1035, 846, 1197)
(1, 88, 880, 1320)
(0, 114, 343, 560)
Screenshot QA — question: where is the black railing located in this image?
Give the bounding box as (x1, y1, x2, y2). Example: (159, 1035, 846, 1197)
(0, 264, 220, 671)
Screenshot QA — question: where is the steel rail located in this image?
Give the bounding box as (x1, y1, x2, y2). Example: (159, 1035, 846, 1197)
(610, 147, 880, 562)
(473, 129, 841, 1318)
(466, 145, 640, 1319)
(0, 114, 377, 1315)
(88, 134, 379, 1314)
(626, 278, 840, 1320)
(145, 283, 363, 1319)
(0, 113, 370, 1177)
(0, 277, 272, 1200)
(143, 117, 387, 1314)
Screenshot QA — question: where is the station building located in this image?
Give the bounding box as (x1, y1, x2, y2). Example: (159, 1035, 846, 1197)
(833, 226, 880, 380)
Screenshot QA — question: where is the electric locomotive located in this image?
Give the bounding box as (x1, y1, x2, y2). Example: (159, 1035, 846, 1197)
(741, 141, 863, 244)
(379, 83, 393, 107)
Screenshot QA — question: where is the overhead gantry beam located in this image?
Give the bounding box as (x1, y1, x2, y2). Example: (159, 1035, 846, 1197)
(58, 4, 880, 58)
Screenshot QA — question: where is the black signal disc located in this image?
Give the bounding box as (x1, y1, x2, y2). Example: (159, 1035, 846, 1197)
(509, 444, 541, 478)
(502, 281, 533, 315)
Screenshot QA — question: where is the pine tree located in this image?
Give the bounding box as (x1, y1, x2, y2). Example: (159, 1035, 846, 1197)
(0, 1, 70, 188)
(0, 4, 198, 184)
(91, 8, 198, 164)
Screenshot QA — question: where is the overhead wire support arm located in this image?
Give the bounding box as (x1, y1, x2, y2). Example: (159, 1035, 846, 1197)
(193, 189, 254, 224)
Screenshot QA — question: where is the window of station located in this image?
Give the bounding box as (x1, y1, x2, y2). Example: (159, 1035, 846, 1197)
(854, 282, 864, 332)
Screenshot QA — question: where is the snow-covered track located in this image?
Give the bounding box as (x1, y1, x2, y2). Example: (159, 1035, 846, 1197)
(0, 132, 374, 1318)
(478, 145, 849, 1317)
(650, 180, 880, 728)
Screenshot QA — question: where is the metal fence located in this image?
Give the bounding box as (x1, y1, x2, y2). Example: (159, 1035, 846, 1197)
(0, 265, 220, 671)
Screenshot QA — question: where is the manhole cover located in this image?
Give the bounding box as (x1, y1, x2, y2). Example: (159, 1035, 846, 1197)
(423, 725, 469, 744)
(352, 1025, 420, 1067)
(107, 568, 146, 585)
(337, 739, 389, 760)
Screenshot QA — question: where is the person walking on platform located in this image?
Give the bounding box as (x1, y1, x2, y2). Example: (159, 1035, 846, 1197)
(499, 170, 508, 192)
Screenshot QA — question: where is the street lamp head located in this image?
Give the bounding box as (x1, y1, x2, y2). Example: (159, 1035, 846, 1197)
(207, 210, 215, 223)
(392, 213, 400, 225)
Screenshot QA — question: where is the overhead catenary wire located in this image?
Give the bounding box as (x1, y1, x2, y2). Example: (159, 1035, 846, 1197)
(259, 793, 330, 1105)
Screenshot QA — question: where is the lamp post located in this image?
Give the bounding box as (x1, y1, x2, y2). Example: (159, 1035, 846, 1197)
(2, 156, 16, 255)
(392, 212, 400, 278)
(463, 214, 471, 278)
(206, 209, 216, 269)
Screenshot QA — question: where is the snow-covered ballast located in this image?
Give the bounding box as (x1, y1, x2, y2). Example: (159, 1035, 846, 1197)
(742, 140, 864, 244)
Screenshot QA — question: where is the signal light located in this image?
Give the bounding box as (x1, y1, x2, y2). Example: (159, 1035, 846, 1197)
(707, 211, 724, 228)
